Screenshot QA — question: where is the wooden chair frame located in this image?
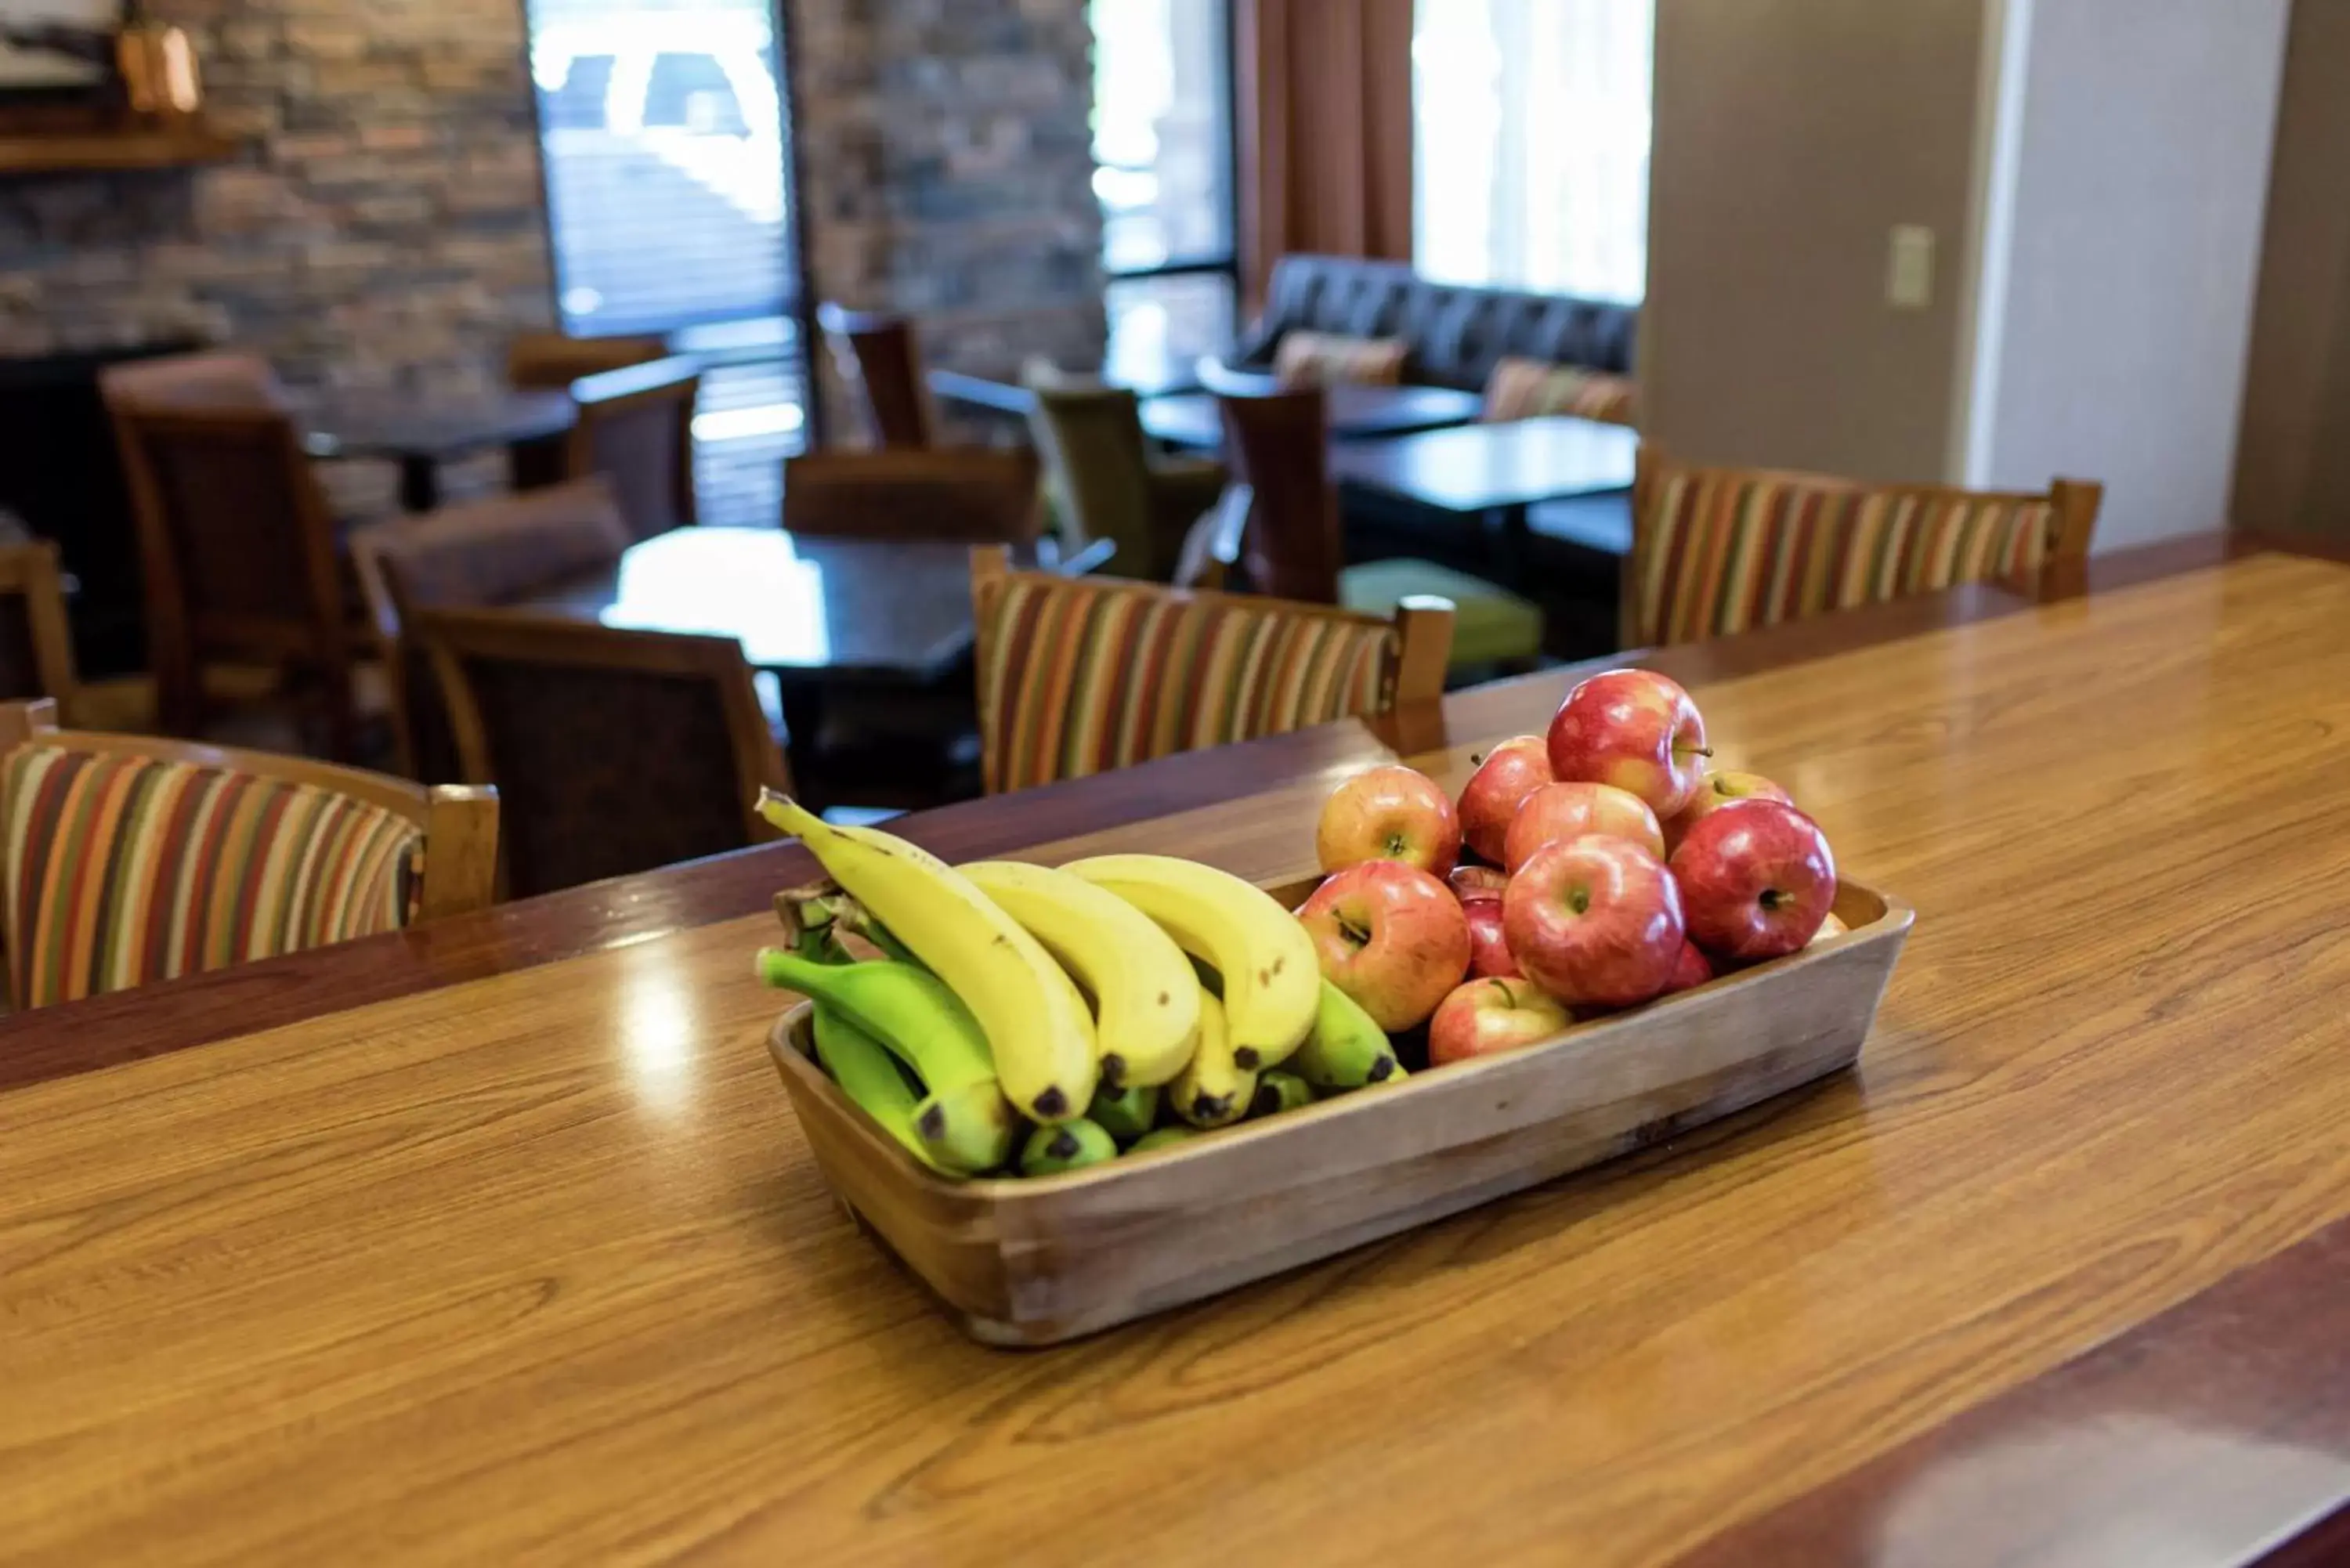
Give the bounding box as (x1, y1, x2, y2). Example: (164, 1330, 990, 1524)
(817, 303, 939, 450)
(104, 400, 363, 757)
(781, 448, 1045, 544)
(968, 544, 1452, 793)
(350, 479, 634, 781)
(507, 333, 668, 389)
(1625, 448, 2106, 648)
(0, 542, 81, 723)
(562, 358, 703, 532)
(412, 609, 791, 852)
(0, 697, 497, 1006)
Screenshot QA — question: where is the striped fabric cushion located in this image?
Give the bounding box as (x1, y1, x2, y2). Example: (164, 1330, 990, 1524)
(1634, 470, 2059, 646)
(978, 576, 1397, 793)
(1273, 331, 1408, 390)
(1481, 356, 1640, 427)
(2, 746, 420, 1010)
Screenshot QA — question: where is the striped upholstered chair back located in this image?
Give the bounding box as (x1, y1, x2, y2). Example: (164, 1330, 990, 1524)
(969, 547, 1454, 794)
(1627, 451, 2103, 648)
(0, 700, 497, 1011)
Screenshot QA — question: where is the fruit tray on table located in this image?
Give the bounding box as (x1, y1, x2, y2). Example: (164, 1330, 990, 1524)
(768, 870, 1914, 1348)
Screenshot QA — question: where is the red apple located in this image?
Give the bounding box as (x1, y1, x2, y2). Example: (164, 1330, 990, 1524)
(1448, 864, 1509, 904)
(1662, 770, 1794, 854)
(1429, 976, 1578, 1067)
(1660, 940, 1715, 996)
(1315, 764, 1460, 877)
(1546, 669, 1711, 818)
(1296, 861, 1472, 1031)
(1502, 780, 1665, 873)
(1502, 835, 1687, 1007)
(1463, 896, 1521, 978)
(1671, 798, 1838, 962)
(1455, 735, 1553, 865)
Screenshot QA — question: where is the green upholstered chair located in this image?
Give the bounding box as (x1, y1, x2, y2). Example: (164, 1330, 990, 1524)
(1209, 383, 1544, 671)
(1021, 374, 1230, 584)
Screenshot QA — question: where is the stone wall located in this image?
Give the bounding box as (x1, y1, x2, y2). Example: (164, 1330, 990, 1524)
(793, 0, 1106, 435)
(0, 0, 552, 397)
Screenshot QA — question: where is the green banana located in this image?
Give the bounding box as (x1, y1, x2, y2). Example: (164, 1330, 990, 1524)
(1169, 987, 1253, 1128)
(757, 948, 996, 1093)
(1289, 980, 1405, 1091)
(1019, 1118, 1118, 1176)
(1249, 1070, 1315, 1118)
(1089, 1082, 1161, 1144)
(810, 1005, 949, 1174)
(1127, 1126, 1202, 1155)
(763, 794, 1097, 1122)
(915, 1079, 1021, 1175)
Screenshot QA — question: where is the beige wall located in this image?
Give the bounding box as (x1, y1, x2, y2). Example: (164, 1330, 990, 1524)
(1971, 0, 2288, 551)
(1643, 0, 1990, 482)
(2234, 0, 2350, 542)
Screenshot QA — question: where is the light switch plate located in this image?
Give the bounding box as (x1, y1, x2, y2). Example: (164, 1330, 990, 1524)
(1888, 225, 1935, 309)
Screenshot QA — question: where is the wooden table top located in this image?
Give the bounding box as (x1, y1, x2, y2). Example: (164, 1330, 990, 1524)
(508, 527, 1104, 685)
(1333, 414, 1642, 513)
(302, 388, 577, 463)
(4, 536, 2347, 1566)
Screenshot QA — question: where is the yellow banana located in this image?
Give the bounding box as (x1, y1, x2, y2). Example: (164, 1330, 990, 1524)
(761, 793, 1097, 1122)
(1169, 988, 1253, 1128)
(1062, 854, 1319, 1071)
(960, 860, 1202, 1090)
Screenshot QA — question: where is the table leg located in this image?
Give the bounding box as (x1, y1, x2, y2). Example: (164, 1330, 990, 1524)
(398, 456, 442, 513)
(776, 681, 827, 809)
(1482, 503, 1533, 582)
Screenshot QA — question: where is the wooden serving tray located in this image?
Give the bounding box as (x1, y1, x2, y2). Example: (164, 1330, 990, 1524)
(766, 876, 1914, 1346)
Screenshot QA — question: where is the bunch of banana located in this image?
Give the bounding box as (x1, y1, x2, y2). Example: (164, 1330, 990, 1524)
(761, 793, 1098, 1123)
(759, 948, 1018, 1174)
(1061, 854, 1321, 1072)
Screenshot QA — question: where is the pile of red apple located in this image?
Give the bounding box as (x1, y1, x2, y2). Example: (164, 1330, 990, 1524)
(1297, 669, 1846, 1067)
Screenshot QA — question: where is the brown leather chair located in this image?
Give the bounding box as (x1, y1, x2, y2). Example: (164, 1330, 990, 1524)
(412, 608, 790, 898)
(522, 357, 701, 541)
(0, 541, 81, 722)
(782, 449, 1043, 544)
(1210, 374, 1545, 670)
(351, 478, 634, 783)
(817, 304, 936, 449)
(99, 386, 368, 759)
(506, 332, 668, 389)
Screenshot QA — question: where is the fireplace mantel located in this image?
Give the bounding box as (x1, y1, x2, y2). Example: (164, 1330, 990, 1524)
(0, 125, 239, 177)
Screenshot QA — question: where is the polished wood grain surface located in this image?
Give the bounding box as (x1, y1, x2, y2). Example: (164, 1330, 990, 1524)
(2, 549, 2347, 1563)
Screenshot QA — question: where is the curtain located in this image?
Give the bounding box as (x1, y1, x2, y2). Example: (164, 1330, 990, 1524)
(1235, 0, 1416, 305)
(1412, 0, 1654, 305)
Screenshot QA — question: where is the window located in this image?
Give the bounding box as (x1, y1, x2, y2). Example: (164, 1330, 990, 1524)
(1089, 0, 1240, 383)
(1412, 0, 1654, 305)
(524, 0, 809, 526)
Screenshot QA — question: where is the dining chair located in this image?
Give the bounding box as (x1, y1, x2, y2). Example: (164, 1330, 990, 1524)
(351, 478, 634, 784)
(1022, 380, 1229, 583)
(0, 697, 497, 1012)
(99, 391, 371, 760)
(1212, 384, 1546, 671)
(782, 449, 1045, 544)
(0, 541, 82, 724)
(96, 349, 287, 410)
(411, 609, 790, 898)
(1626, 449, 2106, 647)
(968, 544, 1454, 795)
(817, 303, 937, 449)
(522, 357, 702, 542)
(505, 332, 668, 389)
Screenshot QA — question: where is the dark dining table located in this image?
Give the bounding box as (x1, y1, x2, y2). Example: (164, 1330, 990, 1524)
(304, 389, 577, 511)
(1140, 381, 1485, 451)
(1334, 414, 1643, 574)
(508, 526, 1105, 686)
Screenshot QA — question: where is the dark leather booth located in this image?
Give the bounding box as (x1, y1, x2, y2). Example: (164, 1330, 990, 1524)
(1230, 255, 1640, 392)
